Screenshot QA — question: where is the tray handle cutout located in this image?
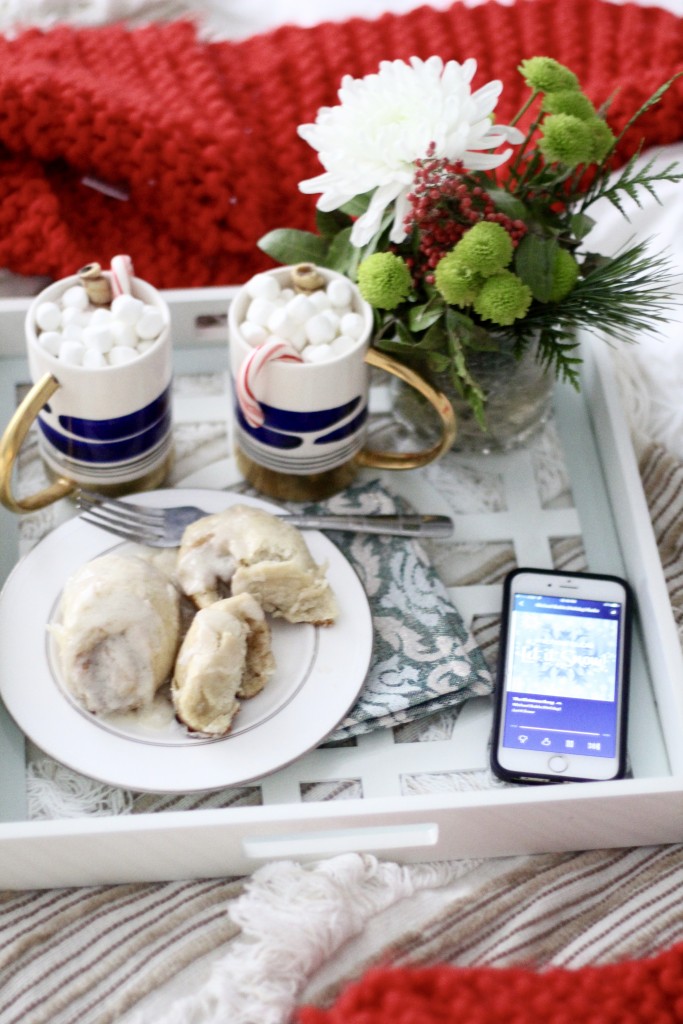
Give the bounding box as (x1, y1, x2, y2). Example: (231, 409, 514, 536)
(242, 822, 439, 860)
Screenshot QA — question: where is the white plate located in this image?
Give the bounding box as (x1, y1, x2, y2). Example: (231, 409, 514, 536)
(0, 489, 373, 792)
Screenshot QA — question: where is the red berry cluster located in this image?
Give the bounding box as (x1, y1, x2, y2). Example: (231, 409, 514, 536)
(402, 155, 527, 285)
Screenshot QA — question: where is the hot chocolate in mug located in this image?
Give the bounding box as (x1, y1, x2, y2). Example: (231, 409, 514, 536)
(228, 264, 457, 501)
(0, 264, 173, 512)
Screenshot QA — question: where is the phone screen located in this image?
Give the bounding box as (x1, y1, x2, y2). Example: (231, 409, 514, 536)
(502, 591, 624, 759)
(492, 569, 632, 783)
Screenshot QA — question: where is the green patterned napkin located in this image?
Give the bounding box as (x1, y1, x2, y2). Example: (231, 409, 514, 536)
(293, 481, 493, 742)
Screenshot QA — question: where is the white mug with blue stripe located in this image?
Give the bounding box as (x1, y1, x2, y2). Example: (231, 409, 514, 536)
(0, 274, 173, 512)
(228, 265, 457, 502)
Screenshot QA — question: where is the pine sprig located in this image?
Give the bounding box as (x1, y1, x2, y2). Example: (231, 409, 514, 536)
(534, 327, 583, 388)
(579, 152, 683, 218)
(614, 72, 683, 142)
(522, 241, 680, 345)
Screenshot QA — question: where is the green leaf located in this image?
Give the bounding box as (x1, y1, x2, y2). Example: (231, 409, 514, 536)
(569, 211, 595, 240)
(469, 392, 487, 428)
(515, 233, 558, 302)
(326, 227, 356, 274)
(440, 312, 488, 428)
(578, 250, 611, 276)
(316, 209, 352, 238)
(372, 316, 446, 361)
(426, 352, 451, 373)
(257, 229, 330, 267)
(463, 328, 503, 353)
(408, 299, 446, 333)
(340, 193, 373, 217)
(413, 323, 448, 353)
(444, 308, 495, 350)
(374, 334, 421, 358)
(486, 187, 529, 221)
(393, 320, 416, 346)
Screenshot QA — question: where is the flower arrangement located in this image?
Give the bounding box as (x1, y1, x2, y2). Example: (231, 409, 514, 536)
(259, 55, 682, 427)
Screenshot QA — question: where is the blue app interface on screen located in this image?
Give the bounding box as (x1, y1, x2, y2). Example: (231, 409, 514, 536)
(503, 592, 623, 758)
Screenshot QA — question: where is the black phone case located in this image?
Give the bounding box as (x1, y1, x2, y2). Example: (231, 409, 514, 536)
(490, 567, 633, 785)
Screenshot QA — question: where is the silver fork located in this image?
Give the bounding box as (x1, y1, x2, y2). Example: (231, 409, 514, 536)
(76, 492, 454, 547)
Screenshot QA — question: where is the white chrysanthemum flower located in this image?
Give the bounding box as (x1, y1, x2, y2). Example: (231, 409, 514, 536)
(297, 56, 524, 248)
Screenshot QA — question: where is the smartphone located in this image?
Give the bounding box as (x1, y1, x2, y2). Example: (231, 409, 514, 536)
(491, 567, 633, 784)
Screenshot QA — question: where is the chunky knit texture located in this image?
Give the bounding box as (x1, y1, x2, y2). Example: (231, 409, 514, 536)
(297, 942, 683, 1023)
(0, 0, 682, 288)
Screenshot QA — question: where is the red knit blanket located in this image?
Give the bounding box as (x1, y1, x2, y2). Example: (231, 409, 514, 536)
(0, 0, 681, 288)
(297, 942, 683, 1022)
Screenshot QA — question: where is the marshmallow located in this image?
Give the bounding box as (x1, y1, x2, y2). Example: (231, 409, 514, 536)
(340, 312, 365, 339)
(286, 325, 308, 352)
(241, 321, 268, 347)
(110, 321, 138, 348)
(322, 309, 341, 333)
(309, 290, 332, 311)
(302, 343, 334, 363)
(61, 306, 89, 328)
(245, 273, 281, 302)
(58, 340, 85, 365)
(266, 306, 294, 339)
(246, 297, 278, 327)
(327, 279, 353, 308)
(90, 307, 114, 326)
(83, 324, 114, 354)
(108, 345, 139, 365)
(82, 347, 108, 368)
(62, 322, 85, 342)
(38, 331, 62, 356)
(331, 334, 359, 357)
(35, 301, 62, 332)
(110, 294, 144, 325)
(305, 312, 336, 346)
(61, 285, 90, 311)
(136, 306, 165, 340)
(287, 294, 316, 324)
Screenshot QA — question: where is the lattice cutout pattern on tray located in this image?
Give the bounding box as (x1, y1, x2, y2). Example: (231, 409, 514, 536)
(246, 433, 586, 806)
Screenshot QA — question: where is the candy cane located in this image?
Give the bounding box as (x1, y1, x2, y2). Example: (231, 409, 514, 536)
(237, 337, 303, 428)
(110, 254, 134, 296)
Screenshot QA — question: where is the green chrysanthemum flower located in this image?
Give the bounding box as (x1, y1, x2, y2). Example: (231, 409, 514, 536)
(548, 248, 580, 302)
(538, 113, 595, 167)
(473, 270, 533, 326)
(589, 117, 616, 161)
(542, 90, 596, 121)
(357, 252, 412, 309)
(434, 252, 483, 306)
(451, 221, 513, 277)
(519, 57, 580, 93)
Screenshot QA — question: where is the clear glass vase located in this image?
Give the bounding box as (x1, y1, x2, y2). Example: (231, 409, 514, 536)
(392, 334, 554, 455)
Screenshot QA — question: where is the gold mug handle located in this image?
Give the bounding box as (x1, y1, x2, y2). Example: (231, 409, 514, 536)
(357, 349, 457, 470)
(0, 373, 75, 513)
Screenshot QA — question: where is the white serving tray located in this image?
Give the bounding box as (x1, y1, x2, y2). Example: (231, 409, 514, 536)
(0, 287, 682, 889)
